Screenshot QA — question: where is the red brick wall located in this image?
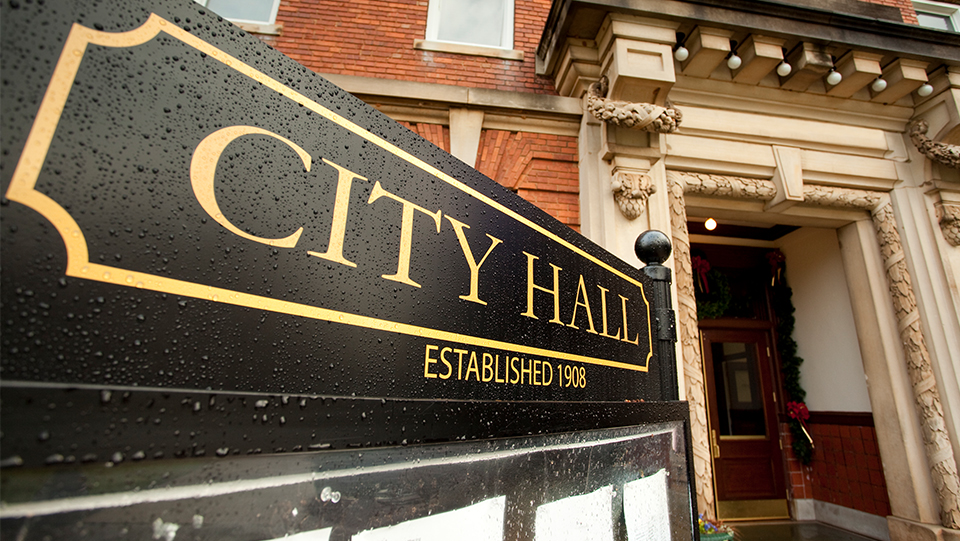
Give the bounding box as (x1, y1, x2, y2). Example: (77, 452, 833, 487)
(476, 129, 579, 230)
(398, 121, 450, 153)
(273, 0, 557, 94)
(782, 422, 815, 501)
(782, 417, 891, 518)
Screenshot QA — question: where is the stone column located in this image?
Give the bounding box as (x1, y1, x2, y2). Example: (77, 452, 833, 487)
(872, 201, 960, 530)
(666, 171, 716, 518)
(838, 219, 945, 533)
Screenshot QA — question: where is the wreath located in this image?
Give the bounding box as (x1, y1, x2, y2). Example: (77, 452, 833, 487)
(692, 256, 732, 320)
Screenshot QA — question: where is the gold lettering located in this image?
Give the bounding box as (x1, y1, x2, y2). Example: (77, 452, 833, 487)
(423, 344, 439, 379)
(438, 346, 453, 380)
(446, 216, 502, 305)
(520, 358, 532, 385)
(566, 275, 598, 334)
(307, 159, 368, 267)
(620, 295, 640, 345)
(368, 182, 442, 288)
(465, 350, 480, 381)
(542, 361, 553, 386)
(481, 353, 494, 382)
(191, 126, 308, 248)
(449, 347, 461, 380)
(533, 359, 542, 386)
(509, 356, 520, 384)
(597, 285, 621, 340)
(521, 252, 563, 324)
(494, 354, 505, 383)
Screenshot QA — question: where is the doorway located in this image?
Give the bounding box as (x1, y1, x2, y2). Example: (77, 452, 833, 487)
(690, 241, 790, 520)
(702, 327, 788, 519)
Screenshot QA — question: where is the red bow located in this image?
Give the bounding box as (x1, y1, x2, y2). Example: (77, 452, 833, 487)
(787, 401, 814, 448)
(691, 256, 710, 294)
(767, 250, 785, 286)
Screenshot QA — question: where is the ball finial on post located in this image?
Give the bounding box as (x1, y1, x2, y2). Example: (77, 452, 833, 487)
(635, 230, 672, 266)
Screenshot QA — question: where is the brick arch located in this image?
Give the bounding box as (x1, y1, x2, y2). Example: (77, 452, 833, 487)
(397, 121, 451, 153)
(476, 129, 580, 231)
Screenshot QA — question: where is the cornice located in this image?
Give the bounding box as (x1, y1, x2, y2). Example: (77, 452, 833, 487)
(538, 0, 960, 76)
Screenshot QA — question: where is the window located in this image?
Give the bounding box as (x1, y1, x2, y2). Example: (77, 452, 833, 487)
(194, 0, 282, 34)
(425, 0, 514, 50)
(914, 0, 960, 31)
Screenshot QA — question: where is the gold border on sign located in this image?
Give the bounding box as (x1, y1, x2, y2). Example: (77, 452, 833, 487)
(5, 15, 653, 372)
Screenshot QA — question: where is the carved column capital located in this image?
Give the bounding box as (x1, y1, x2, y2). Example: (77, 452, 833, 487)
(935, 199, 960, 247)
(611, 169, 655, 220)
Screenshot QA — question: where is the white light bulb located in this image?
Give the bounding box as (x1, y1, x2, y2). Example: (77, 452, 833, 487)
(776, 62, 792, 77)
(704, 218, 718, 231)
(726, 54, 742, 70)
(870, 78, 887, 93)
(674, 46, 689, 62)
(917, 83, 934, 97)
(826, 70, 842, 86)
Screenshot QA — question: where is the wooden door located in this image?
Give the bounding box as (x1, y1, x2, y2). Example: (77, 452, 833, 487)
(702, 328, 788, 519)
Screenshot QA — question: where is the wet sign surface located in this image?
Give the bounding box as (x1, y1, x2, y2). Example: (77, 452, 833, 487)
(0, 2, 696, 539)
(0, 404, 695, 541)
(1, 0, 659, 403)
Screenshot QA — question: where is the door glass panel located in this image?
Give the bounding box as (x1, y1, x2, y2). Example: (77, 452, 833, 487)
(712, 342, 766, 437)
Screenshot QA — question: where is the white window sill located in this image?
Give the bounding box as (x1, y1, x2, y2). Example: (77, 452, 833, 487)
(414, 39, 524, 61)
(234, 21, 282, 36)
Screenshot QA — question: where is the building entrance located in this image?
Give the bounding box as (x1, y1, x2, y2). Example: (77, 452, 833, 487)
(702, 327, 788, 520)
(689, 240, 791, 520)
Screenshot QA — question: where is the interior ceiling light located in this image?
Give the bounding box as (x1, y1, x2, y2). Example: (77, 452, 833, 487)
(871, 77, 888, 92)
(826, 69, 842, 86)
(918, 83, 934, 97)
(776, 61, 792, 77)
(704, 218, 718, 231)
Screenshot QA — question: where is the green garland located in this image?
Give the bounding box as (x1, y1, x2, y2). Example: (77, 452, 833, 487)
(692, 252, 813, 464)
(769, 254, 813, 465)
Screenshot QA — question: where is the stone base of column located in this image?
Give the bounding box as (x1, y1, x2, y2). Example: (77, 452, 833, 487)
(888, 516, 960, 541)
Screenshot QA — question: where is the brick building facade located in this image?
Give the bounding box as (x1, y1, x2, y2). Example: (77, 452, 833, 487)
(212, 0, 960, 537)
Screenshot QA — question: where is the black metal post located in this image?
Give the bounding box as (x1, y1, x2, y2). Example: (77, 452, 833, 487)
(635, 230, 679, 401)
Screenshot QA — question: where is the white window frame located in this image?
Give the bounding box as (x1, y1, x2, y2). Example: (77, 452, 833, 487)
(913, 0, 960, 31)
(194, 0, 283, 34)
(424, 0, 515, 51)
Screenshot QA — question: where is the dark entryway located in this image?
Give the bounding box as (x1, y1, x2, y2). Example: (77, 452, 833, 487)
(691, 242, 790, 520)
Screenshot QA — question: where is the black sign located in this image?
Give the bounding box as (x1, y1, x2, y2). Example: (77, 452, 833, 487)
(0, 3, 696, 538)
(1, 0, 660, 403)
